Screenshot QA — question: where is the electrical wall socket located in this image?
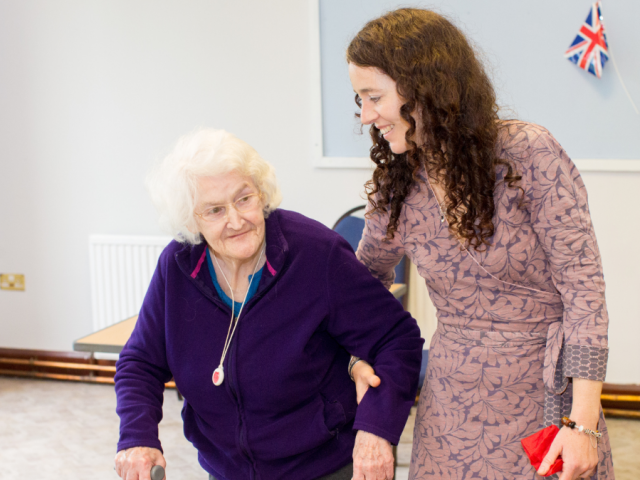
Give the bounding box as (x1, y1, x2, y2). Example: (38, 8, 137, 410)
(0, 274, 25, 291)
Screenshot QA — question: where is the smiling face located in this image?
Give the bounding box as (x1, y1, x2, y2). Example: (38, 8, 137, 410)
(348, 63, 423, 154)
(193, 172, 265, 264)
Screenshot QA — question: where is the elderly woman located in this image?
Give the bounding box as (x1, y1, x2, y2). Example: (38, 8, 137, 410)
(347, 8, 614, 480)
(113, 128, 423, 480)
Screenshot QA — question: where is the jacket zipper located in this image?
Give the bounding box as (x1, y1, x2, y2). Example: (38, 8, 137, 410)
(227, 333, 256, 476)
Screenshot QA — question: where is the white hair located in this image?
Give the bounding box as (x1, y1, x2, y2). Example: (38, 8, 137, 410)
(146, 128, 282, 245)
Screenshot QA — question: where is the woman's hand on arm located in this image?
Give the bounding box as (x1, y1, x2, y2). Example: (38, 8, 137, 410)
(115, 447, 166, 480)
(351, 359, 381, 404)
(538, 378, 603, 479)
(352, 430, 394, 480)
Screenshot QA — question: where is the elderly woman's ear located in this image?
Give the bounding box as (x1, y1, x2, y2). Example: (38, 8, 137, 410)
(185, 217, 200, 235)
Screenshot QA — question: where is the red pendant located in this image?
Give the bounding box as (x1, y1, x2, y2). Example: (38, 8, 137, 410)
(212, 366, 224, 386)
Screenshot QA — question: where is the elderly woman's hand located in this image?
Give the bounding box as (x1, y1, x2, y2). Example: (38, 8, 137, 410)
(115, 446, 166, 480)
(352, 430, 394, 480)
(351, 360, 381, 404)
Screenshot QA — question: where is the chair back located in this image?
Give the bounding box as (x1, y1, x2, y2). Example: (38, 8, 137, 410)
(332, 205, 407, 297)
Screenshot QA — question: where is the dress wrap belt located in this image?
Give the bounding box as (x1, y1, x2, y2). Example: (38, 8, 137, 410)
(437, 319, 570, 427)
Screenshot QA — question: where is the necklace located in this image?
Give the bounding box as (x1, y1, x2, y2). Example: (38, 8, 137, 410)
(211, 244, 265, 386)
(436, 200, 446, 223)
(425, 174, 447, 223)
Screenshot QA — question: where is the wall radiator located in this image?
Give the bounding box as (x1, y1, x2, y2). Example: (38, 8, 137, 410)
(89, 235, 173, 331)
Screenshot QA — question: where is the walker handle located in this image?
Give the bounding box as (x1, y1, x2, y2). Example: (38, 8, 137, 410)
(150, 465, 165, 480)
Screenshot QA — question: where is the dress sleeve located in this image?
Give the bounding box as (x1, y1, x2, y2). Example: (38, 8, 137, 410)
(355, 201, 405, 289)
(526, 132, 609, 382)
(326, 235, 423, 444)
(114, 252, 173, 453)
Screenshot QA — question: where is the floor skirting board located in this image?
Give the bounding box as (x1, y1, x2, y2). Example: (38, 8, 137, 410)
(0, 347, 636, 413)
(0, 347, 177, 389)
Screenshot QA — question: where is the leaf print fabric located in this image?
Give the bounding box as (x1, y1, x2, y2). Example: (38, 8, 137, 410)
(356, 122, 613, 479)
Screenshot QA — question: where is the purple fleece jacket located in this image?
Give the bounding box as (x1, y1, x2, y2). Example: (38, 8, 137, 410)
(115, 209, 423, 480)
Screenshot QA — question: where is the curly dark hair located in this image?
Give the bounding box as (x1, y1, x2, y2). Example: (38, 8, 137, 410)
(347, 8, 521, 250)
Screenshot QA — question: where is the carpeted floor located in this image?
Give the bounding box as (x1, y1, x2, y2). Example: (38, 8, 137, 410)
(0, 377, 637, 479)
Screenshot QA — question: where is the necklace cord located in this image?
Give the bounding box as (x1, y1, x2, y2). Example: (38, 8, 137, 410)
(425, 174, 447, 223)
(425, 175, 559, 297)
(212, 243, 265, 368)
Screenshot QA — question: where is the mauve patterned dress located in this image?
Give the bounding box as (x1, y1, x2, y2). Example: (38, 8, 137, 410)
(356, 122, 614, 479)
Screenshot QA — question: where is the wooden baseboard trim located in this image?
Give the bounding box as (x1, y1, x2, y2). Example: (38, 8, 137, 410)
(0, 369, 177, 389)
(0, 368, 117, 384)
(0, 348, 636, 406)
(0, 347, 95, 361)
(603, 408, 640, 419)
(0, 347, 176, 389)
(0, 357, 117, 372)
(601, 383, 640, 412)
(601, 394, 640, 403)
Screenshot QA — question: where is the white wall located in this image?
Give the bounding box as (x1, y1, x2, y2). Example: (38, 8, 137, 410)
(0, 0, 637, 384)
(580, 171, 640, 384)
(0, 0, 371, 350)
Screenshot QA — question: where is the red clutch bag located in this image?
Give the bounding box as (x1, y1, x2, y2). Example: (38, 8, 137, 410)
(520, 425, 563, 476)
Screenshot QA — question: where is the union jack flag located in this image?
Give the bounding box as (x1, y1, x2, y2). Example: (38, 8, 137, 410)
(564, 2, 609, 78)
